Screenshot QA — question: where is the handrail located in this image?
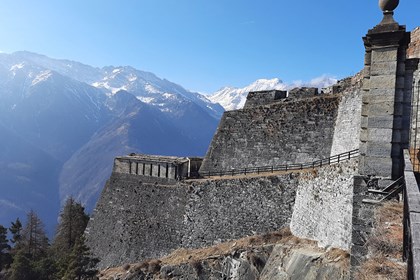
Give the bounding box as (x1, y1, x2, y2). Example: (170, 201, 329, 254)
(403, 149, 420, 280)
(199, 149, 359, 178)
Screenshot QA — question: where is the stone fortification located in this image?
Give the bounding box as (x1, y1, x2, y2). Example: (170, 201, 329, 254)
(330, 83, 363, 156)
(243, 90, 287, 109)
(199, 95, 341, 174)
(408, 27, 420, 59)
(290, 158, 358, 250)
(86, 159, 357, 269)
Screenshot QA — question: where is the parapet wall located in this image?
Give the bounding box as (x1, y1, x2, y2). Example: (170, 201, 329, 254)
(199, 96, 341, 173)
(86, 159, 358, 269)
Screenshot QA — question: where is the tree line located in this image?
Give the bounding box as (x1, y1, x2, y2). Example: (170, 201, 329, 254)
(0, 197, 99, 280)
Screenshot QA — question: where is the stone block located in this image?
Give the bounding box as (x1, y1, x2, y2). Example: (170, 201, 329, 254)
(369, 88, 396, 97)
(361, 116, 368, 128)
(396, 76, 405, 89)
(366, 142, 392, 157)
(362, 78, 370, 90)
(360, 156, 393, 177)
(371, 48, 398, 62)
(361, 104, 369, 116)
(367, 101, 394, 116)
(359, 141, 367, 154)
(370, 75, 397, 89)
(367, 115, 394, 128)
(392, 131, 402, 143)
(370, 61, 397, 76)
(367, 128, 393, 142)
(360, 128, 368, 142)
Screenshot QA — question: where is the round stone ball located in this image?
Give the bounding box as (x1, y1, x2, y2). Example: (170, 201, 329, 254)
(379, 0, 399, 11)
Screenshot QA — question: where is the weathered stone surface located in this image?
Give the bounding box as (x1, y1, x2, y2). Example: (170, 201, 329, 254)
(87, 160, 358, 269)
(408, 27, 420, 59)
(200, 96, 341, 174)
(260, 245, 349, 280)
(290, 159, 358, 250)
(330, 90, 362, 155)
(243, 90, 287, 109)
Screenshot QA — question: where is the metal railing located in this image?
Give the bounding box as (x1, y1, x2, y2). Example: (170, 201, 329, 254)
(403, 150, 420, 280)
(199, 149, 359, 178)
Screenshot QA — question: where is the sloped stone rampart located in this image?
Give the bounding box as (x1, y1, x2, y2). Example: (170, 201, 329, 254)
(199, 96, 341, 174)
(86, 159, 358, 269)
(330, 90, 362, 156)
(290, 159, 358, 250)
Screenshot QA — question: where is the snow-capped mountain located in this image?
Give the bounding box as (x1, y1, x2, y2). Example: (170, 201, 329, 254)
(208, 76, 337, 111)
(0, 51, 222, 235)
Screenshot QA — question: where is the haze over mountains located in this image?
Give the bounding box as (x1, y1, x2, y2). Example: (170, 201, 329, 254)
(0, 51, 336, 235)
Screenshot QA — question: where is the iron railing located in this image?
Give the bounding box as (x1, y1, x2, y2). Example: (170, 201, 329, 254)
(199, 149, 359, 178)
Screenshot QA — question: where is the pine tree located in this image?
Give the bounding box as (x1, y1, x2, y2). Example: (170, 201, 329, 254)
(0, 225, 11, 270)
(62, 236, 99, 280)
(9, 218, 22, 246)
(52, 197, 90, 260)
(9, 249, 34, 280)
(21, 210, 49, 260)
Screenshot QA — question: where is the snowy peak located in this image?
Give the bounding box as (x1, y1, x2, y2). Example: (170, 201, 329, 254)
(208, 78, 287, 111)
(208, 76, 337, 111)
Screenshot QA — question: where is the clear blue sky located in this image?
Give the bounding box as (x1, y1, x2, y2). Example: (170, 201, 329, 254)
(0, 0, 419, 93)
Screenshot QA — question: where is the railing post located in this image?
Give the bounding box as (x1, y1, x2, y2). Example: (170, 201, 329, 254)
(244, 168, 247, 175)
(271, 166, 274, 173)
(348, 151, 351, 160)
(338, 154, 340, 163)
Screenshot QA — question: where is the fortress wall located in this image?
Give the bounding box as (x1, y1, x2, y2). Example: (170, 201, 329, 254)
(87, 160, 357, 269)
(330, 90, 362, 155)
(290, 158, 358, 250)
(180, 175, 299, 249)
(199, 96, 341, 174)
(85, 173, 188, 269)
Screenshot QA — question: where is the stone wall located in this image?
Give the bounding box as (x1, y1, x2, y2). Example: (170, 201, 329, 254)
(408, 27, 420, 59)
(290, 158, 358, 250)
(330, 90, 362, 156)
(243, 90, 287, 109)
(86, 172, 298, 269)
(199, 96, 341, 174)
(86, 160, 358, 269)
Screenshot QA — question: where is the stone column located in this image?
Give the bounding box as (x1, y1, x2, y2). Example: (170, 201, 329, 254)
(359, 13, 410, 179)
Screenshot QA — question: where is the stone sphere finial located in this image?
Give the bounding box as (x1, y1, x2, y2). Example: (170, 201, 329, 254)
(379, 0, 399, 12)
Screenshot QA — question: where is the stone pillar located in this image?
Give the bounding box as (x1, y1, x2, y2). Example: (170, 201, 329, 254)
(359, 13, 410, 179)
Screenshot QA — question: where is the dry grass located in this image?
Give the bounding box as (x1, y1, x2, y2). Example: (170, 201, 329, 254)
(160, 227, 305, 265)
(98, 227, 324, 279)
(356, 257, 406, 280)
(357, 201, 406, 279)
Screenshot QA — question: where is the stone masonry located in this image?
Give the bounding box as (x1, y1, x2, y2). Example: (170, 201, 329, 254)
(86, 159, 358, 269)
(199, 95, 341, 174)
(359, 13, 411, 178)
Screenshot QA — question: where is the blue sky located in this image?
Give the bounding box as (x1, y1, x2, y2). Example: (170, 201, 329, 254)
(0, 0, 419, 93)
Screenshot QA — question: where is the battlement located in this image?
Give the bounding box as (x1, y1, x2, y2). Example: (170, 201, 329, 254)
(243, 90, 287, 109)
(114, 154, 203, 180)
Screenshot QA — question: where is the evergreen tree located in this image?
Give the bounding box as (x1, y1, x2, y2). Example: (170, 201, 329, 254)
(52, 197, 89, 259)
(9, 249, 34, 280)
(9, 218, 22, 246)
(63, 236, 99, 280)
(52, 197, 90, 278)
(0, 225, 11, 270)
(21, 210, 49, 260)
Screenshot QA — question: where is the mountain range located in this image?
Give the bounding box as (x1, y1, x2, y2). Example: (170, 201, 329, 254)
(0, 51, 336, 235)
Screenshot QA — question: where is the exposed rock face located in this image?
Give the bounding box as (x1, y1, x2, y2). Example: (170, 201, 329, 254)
(99, 243, 349, 280)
